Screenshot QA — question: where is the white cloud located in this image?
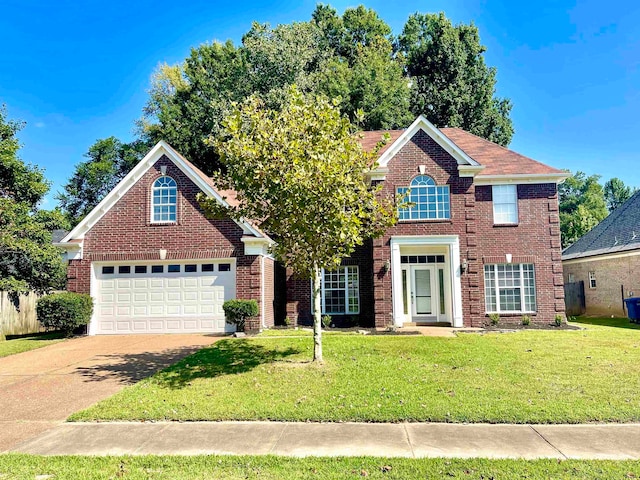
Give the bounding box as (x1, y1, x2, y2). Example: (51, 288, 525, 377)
(34, 122, 46, 128)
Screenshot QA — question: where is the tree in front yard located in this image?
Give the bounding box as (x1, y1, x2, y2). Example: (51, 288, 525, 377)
(200, 87, 396, 362)
(0, 105, 67, 311)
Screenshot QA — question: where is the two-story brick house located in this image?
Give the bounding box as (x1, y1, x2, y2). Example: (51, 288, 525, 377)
(56, 115, 567, 334)
(285, 116, 568, 328)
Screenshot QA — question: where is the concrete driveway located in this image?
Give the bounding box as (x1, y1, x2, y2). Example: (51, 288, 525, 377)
(0, 334, 220, 452)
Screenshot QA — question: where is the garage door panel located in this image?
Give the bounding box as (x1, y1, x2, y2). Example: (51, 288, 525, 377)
(95, 261, 236, 334)
(133, 292, 147, 303)
(150, 292, 164, 302)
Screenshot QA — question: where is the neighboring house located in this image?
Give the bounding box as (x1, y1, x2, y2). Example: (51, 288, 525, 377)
(562, 191, 640, 317)
(56, 115, 567, 334)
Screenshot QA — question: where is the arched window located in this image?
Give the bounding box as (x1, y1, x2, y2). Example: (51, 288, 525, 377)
(152, 176, 177, 223)
(397, 175, 450, 220)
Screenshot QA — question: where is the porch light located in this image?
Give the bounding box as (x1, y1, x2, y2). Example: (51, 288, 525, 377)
(461, 259, 468, 274)
(382, 260, 391, 275)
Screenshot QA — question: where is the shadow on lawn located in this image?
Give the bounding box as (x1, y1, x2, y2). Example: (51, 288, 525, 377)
(155, 339, 301, 389)
(74, 339, 300, 389)
(573, 316, 640, 330)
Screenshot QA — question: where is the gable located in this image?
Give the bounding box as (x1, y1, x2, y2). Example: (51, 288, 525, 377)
(59, 141, 269, 245)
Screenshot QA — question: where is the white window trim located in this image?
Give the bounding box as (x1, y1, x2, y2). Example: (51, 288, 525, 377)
(311, 266, 360, 315)
(484, 263, 536, 314)
(588, 271, 597, 289)
(492, 184, 518, 225)
(397, 175, 451, 221)
(151, 176, 178, 224)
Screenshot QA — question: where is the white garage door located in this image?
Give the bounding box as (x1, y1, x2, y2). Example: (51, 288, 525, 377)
(94, 260, 236, 334)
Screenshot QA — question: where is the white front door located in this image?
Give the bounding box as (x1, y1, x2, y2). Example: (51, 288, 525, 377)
(411, 266, 437, 318)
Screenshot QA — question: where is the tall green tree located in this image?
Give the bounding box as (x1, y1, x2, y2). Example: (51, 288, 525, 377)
(140, 22, 330, 173)
(559, 171, 609, 248)
(57, 137, 149, 226)
(200, 87, 395, 362)
(603, 177, 635, 212)
(0, 105, 67, 308)
(398, 12, 513, 146)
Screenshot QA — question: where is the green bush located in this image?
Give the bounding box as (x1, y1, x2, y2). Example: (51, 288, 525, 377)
(223, 299, 259, 332)
(489, 313, 500, 326)
(36, 292, 93, 337)
(555, 314, 563, 327)
(522, 315, 531, 326)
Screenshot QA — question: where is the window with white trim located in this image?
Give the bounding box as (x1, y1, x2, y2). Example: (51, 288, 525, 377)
(484, 263, 536, 313)
(316, 266, 360, 315)
(492, 184, 518, 224)
(152, 176, 177, 223)
(588, 271, 596, 289)
(397, 175, 450, 220)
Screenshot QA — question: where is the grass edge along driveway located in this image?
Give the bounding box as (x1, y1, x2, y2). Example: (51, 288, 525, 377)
(70, 317, 640, 424)
(0, 332, 65, 358)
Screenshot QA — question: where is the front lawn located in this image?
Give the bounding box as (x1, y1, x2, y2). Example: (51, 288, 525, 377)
(70, 318, 640, 424)
(0, 332, 64, 358)
(2, 454, 640, 480)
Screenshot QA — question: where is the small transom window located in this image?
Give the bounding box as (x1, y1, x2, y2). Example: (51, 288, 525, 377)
(152, 176, 177, 223)
(397, 175, 450, 220)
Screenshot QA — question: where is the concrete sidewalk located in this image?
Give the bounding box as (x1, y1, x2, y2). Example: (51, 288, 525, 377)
(12, 421, 640, 460)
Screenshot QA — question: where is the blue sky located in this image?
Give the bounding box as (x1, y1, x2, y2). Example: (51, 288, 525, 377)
(1, 0, 639, 207)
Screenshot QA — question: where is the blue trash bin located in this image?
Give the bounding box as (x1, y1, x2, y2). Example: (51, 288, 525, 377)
(624, 297, 640, 323)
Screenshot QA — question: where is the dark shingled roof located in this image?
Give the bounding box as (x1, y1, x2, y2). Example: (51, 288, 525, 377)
(52, 229, 68, 243)
(562, 190, 640, 260)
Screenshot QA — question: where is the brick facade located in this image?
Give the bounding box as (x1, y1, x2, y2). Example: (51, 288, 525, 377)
(563, 253, 640, 316)
(284, 130, 565, 327)
(66, 154, 274, 328)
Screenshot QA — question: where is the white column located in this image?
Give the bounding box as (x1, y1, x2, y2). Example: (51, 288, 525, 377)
(449, 238, 464, 327)
(390, 241, 404, 327)
(88, 263, 98, 336)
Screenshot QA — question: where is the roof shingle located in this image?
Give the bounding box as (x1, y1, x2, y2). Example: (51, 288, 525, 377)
(562, 190, 640, 260)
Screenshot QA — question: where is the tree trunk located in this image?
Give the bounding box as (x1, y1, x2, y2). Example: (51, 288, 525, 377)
(312, 264, 323, 363)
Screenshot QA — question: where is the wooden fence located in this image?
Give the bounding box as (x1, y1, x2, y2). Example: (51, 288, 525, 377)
(0, 292, 42, 336)
(564, 281, 586, 316)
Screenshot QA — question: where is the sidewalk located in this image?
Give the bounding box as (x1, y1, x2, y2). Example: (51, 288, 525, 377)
(11, 421, 640, 460)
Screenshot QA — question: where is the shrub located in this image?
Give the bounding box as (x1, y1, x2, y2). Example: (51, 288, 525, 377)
(223, 299, 259, 332)
(322, 315, 332, 329)
(522, 315, 531, 326)
(36, 292, 93, 337)
(489, 313, 500, 326)
(554, 314, 563, 327)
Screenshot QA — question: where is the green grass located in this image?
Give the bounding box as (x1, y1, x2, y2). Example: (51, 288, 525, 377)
(70, 317, 640, 424)
(257, 328, 358, 336)
(0, 332, 64, 358)
(1, 454, 639, 479)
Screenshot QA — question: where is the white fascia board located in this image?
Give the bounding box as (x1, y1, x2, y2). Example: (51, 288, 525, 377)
(474, 173, 569, 185)
(458, 165, 485, 177)
(59, 141, 268, 244)
(562, 246, 640, 263)
(377, 115, 479, 169)
(53, 241, 83, 260)
(365, 166, 389, 182)
(241, 236, 274, 257)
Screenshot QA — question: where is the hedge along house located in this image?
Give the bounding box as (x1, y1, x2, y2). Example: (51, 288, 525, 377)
(562, 190, 640, 317)
(55, 141, 274, 335)
(286, 116, 568, 328)
(55, 115, 568, 334)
